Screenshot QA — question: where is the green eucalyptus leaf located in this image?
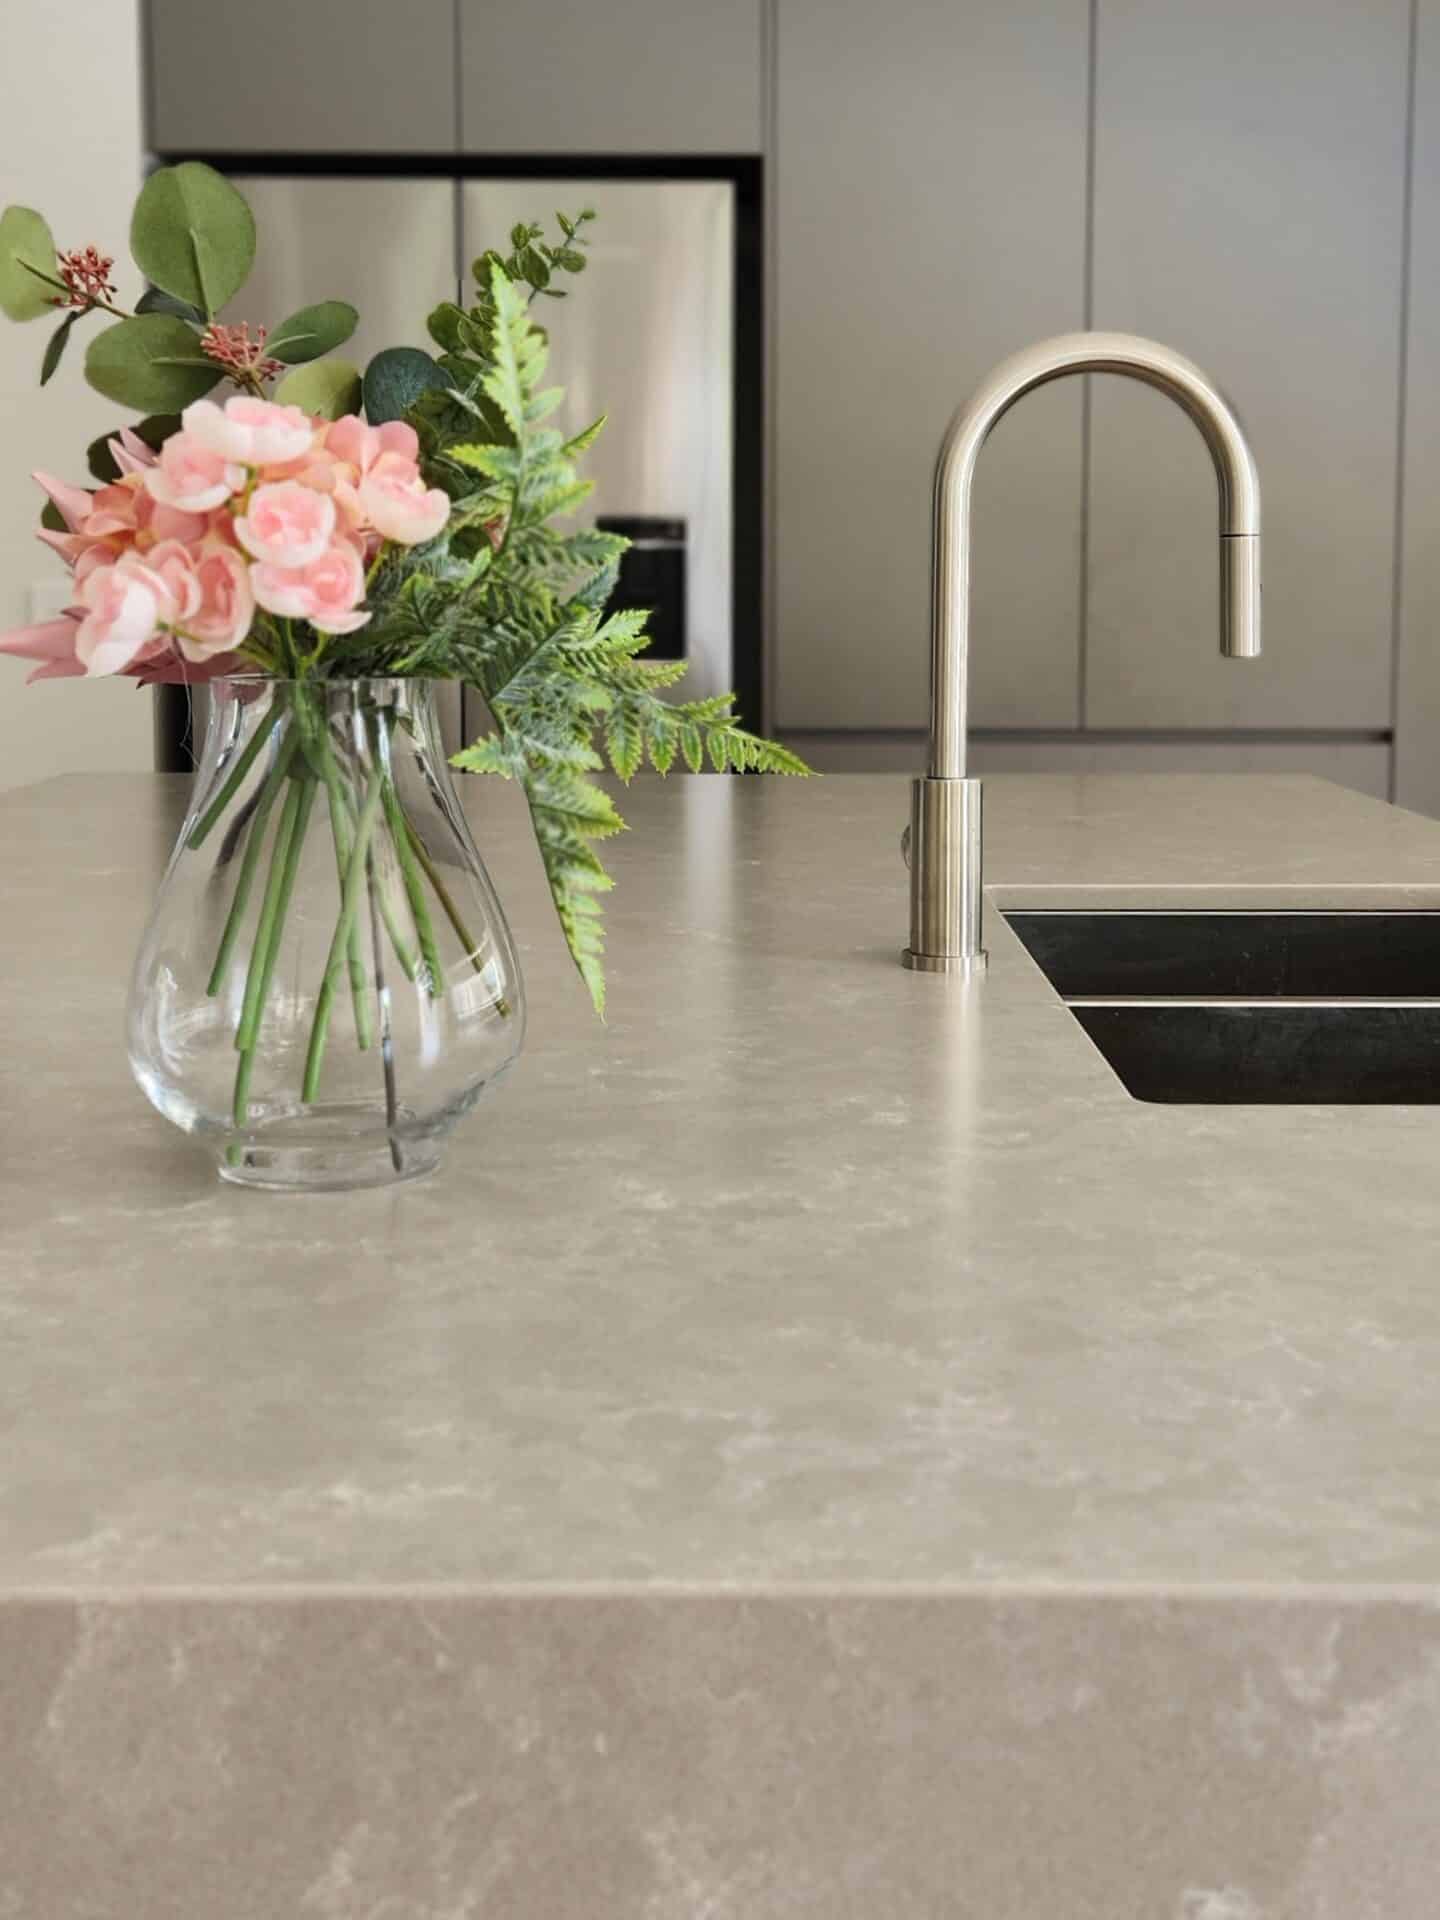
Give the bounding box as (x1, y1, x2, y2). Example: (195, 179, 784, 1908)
(362, 345, 448, 425)
(39, 310, 79, 385)
(85, 412, 181, 483)
(129, 162, 255, 317)
(274, 357, 362, 420)
(426, 300, 469, 354)
(84, 314, 221, 411)
(0, 205, 59, 321)
(136, 285, 205, 324)
(267, 300, 358, 365)
(40, 500, 67, 533)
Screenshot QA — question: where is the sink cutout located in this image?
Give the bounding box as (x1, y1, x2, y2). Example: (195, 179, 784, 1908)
(1005, 911, 1440, 1105)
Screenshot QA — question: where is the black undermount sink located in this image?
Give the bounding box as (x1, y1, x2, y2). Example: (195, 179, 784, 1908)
(1005, 912, 1440, 1105)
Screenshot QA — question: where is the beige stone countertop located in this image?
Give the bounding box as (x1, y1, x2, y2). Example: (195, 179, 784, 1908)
(5, 769, 1440, 1918)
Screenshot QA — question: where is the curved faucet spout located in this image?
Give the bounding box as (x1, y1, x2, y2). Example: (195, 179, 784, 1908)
(929, 331, 1261, 780)
(904, 330, 1261, 975)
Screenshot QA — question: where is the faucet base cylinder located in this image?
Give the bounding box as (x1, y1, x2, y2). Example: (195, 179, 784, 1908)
(903, 775, 986, 973)
(901, 947, 987, 975)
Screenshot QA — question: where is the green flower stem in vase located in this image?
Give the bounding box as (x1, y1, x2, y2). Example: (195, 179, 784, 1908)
(322, 775, 375, 1051)
(205, 725, 300, 998)
(380, 767, 446, 997)
(232, 771, 315, 1128)
(308, 718, 420, 988)
(149, 676, 526, 1190)
(187, 699, 285, 853)
(301, 752, 386, 1104)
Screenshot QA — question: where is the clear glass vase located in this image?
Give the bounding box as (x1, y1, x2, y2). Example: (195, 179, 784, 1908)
(128, 677, 526, 1190)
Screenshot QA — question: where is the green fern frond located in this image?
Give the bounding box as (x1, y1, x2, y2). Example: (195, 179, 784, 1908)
(401, 228, 812, 1012)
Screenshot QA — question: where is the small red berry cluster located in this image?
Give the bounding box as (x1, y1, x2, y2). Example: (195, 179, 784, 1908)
(199, 321, 285, 384)
(53, 246, 117, 309)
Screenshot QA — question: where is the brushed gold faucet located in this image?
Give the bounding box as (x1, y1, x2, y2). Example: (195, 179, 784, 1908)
(903, 331, 1262, 974)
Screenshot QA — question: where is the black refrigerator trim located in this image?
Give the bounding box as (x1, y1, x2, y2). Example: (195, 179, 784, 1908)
(150, 152, 766, 764)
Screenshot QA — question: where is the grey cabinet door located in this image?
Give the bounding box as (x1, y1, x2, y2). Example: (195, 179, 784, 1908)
(1397, 0, 1440, 816)
(458, 0, 761, 154)
(146, 0, 458, 153)
(774, 0, 1089, 732)
(1087, 0, 1410, 729)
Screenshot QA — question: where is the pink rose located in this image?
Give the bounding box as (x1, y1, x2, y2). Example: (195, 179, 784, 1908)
(143, 540, 204, 627)
(57, 475, 205, 556)
(73, 554, 181, 676)
(184, 395, 316, 467)
(234, 480, 336, 568)
(358, 451, 450, 547)
(178, 545, 255, 659)
(321, 418, 433, 543)
(251, 541, 369, 635)
(325, 416, 420, 473)
(143, 431, 244, 513)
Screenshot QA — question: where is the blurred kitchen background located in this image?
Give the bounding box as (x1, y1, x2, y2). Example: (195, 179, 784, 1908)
(3, 0, 1440, 812)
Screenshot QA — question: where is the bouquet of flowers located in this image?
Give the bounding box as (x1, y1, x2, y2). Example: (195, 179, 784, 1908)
(0, 163, 806, 1183)
(0, 165, 804, 994)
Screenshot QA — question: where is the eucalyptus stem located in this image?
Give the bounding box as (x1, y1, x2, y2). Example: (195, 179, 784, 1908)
(188, 699, 283, 850)
(231, 774, 314, 1126)
(205, 727, 299, 997)
(381, 775, 445, 997)
(324, 778, 374, 1050)
(302, 759, 386, 1104)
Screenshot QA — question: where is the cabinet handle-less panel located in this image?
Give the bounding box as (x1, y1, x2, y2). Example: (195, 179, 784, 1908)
(1087, 0, 1410, 729)
(1397, 0, 1440, 816)
(774, 0, 1089, 732)
(146, 0, 458, 153)
(458, 0, 761, 155)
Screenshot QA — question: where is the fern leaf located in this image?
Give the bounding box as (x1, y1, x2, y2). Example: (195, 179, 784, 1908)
(562, 413, 607, 457)
(646, 710, 678, 775)
(605, 704, 644, 782)
(450, 443, 520, 480)
(520, 479, 593, 526)
(482, 264, 536, 437)
(728, 730, 811, 775)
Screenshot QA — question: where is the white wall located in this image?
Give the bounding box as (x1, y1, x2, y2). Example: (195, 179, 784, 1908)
(0, 0, 151, 790)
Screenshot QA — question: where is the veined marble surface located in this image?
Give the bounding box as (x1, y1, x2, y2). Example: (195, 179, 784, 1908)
(4, 771, 1440, 1916)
